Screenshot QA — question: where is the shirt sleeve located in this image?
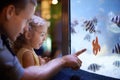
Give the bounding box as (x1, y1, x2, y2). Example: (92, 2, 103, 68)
(5, 57, 24, 80)
(0, 42, 24, 80)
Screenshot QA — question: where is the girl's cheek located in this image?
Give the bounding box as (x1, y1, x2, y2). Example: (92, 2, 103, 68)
(39, 37, 42, 42)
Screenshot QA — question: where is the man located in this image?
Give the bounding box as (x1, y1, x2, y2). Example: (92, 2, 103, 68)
(0, 0, 86, 80)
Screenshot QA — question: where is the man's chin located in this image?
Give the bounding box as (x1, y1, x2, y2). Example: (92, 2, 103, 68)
(7, 33, 20, 41)
(13, 33, 22, 41)
(9, 36, 16, 42)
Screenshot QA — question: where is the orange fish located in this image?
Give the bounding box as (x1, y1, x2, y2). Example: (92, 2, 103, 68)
(92, 36, 101, 55)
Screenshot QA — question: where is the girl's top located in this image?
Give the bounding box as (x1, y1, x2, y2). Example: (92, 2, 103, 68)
(17, 48, 40, 67)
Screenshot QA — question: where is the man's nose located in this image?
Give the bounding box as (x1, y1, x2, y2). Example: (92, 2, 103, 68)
(24, 26, 29, 32)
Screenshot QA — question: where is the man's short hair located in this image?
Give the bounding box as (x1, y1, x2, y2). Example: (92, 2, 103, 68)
(0, 0, 37, 14)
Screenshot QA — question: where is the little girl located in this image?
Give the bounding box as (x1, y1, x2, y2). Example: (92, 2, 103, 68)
(13, 15, 49, 68)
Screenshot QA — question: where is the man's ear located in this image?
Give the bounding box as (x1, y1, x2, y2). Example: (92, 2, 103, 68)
(6, 5, 15, 20)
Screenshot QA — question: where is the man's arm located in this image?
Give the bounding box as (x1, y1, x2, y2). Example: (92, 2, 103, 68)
(21, 49, 86, 80)
(21, 58, 64, 80)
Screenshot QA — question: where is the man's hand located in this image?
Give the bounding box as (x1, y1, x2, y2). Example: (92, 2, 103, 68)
(62, 48, 86, 70)
(73, 48, 87, 56)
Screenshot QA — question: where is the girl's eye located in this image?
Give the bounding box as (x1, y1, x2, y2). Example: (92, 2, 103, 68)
(40, 33, 46, 37)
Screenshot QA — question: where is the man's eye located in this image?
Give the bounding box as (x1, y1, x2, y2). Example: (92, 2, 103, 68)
(26, 19, 30, 24)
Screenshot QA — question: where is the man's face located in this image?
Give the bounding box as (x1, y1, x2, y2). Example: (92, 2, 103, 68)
(4, 3, 36, 41)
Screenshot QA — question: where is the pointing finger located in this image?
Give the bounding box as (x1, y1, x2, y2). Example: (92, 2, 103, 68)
(73, 48, 87, 56)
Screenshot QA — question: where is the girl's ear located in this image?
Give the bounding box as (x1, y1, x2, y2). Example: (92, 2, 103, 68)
(6, 5, 15, 20)
(25, 31, 32, 40)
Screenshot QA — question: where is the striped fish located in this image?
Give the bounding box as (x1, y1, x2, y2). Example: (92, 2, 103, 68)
(82, 18, 100, 34)
(111, 15, 120, 27)
(88, 63, 101, 72)
(83, 20, 96, 33)
(112, 43, 120, 54)
(113, 61, 120, 68)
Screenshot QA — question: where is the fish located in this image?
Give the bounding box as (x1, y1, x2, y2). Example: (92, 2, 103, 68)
(92, 36, 101, 55)
(112, 43, 120, 54)
(71, 20, 79, 27)
(113, 60, 120, 68)
(83, 20, 96, 33)
(71, 27, 76, 33)
(111, 15, 120, 27)
(82, 17, 100, 34)
(71, 20, 79, 34)
(107, 15, 120, 33)
(88, 63, 101, 72)
(84, 34, 91, 42)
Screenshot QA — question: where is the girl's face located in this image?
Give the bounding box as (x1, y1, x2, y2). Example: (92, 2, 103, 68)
(30, 26, 48, 49)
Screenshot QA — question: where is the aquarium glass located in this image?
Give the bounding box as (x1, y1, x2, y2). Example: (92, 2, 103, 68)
(70, 0, 120, 79)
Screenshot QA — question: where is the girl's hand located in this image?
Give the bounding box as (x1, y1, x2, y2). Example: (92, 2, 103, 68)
(38, 56, 51, 65)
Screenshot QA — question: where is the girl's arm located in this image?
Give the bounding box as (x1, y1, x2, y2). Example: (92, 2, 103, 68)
(22, 51, 35, 68)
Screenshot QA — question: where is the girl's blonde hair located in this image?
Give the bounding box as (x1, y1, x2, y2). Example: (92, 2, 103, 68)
(13, 15, 49, 54)
(29, 15, 49, 30)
